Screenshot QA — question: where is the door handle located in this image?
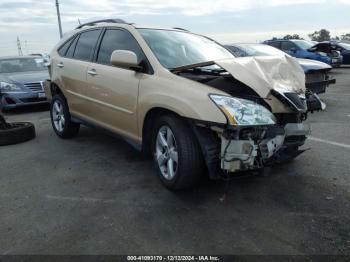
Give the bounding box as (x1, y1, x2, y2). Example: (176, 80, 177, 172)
(87, 69, 97, 76)
(57, 62, 64, 68)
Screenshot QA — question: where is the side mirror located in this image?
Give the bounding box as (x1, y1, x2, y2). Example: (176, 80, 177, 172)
(110, 50, 141, 71)
(290, 47, 297, 53)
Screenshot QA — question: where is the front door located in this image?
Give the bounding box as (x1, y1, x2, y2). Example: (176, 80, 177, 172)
(85, 28, 146, 140)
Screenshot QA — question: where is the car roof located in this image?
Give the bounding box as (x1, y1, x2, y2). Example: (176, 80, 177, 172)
(227, 43, 261, 46)
(75, 21, 189, 32)
(318, 41, 339, 44)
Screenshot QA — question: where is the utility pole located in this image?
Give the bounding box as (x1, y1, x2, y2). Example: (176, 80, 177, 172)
(25, 40, 29, 55)
(55, 0, 63, 38)
(17, 36, 23, 56)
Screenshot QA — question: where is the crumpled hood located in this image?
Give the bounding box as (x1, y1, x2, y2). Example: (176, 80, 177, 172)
(215, 55, 306, 98)
(297, 58, 332, 72)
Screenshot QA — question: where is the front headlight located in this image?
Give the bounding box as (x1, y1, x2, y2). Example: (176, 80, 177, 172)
(209, 94, 276, 126)
(0, 82, 22, 92)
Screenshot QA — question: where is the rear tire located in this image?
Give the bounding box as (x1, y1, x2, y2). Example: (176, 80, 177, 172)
(152, 114, 204, 190)
(50, 94, 80, 138)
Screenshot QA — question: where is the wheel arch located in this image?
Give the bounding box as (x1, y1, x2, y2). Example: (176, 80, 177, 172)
(50, 82, 64, 98)
(141, 107, 183, 155)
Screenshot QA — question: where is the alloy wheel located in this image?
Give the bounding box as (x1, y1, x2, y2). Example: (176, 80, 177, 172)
(155, 126, 178, 180)
(52, 100, 65, 133)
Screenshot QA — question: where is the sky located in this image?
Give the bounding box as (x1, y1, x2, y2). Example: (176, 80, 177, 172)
(0, 0, 349, 56)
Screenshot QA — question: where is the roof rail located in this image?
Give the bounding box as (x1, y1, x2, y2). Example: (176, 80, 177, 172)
(76, 19, 128, 29)
(173, 27, 189, 31)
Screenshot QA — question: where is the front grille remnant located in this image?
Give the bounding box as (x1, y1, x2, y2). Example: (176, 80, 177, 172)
(24, 82, 44, 92)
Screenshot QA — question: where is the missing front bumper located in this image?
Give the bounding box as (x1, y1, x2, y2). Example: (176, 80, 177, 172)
(191, 121, 309, 179)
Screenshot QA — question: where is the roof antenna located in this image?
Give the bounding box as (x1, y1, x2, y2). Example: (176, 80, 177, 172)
(78, 18, 81, 25)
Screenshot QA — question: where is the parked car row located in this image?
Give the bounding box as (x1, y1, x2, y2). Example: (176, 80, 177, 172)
(264, 39, 350, 67)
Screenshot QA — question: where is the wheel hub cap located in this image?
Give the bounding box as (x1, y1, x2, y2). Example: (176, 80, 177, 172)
(52, 100, 65, 132)
(155, 126, 178, 180)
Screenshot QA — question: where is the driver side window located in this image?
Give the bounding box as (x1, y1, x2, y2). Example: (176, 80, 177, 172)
(97, 29, 143, 65)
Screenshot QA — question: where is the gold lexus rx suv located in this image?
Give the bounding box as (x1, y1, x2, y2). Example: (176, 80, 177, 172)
(46, 19, 312, 190)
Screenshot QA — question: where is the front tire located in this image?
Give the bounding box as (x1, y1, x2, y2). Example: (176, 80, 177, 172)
(50, 94, 80, 138)
(152, 115, 204, 190)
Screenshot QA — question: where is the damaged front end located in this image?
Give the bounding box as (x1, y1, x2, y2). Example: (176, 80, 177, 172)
(172, 56, 312, 178)
(191, 120, 287, 178)
(209, 94, 284, 173)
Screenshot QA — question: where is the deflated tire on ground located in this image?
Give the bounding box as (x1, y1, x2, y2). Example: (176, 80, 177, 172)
(0, 122, 36, 146)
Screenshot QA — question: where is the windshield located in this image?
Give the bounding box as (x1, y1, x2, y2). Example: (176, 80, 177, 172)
(291, 40, 314, 50)
(138, 29, 234, 69)
(236, 44, 287, 57)
(0, 58, 46, 73)
(338, 42, 350, 50)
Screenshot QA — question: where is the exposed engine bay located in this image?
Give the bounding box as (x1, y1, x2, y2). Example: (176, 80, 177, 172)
(171, 58, 312, 177)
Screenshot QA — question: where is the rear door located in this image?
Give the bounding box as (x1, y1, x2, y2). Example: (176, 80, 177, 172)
(85, 28, 146, 140)
(58, 29, 102, 116)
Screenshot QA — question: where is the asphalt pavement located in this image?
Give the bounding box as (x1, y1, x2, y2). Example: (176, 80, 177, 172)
(0, 67, 349, 255)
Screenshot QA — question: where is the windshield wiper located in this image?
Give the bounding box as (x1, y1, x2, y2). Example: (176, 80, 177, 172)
(170, 61, 216, 74)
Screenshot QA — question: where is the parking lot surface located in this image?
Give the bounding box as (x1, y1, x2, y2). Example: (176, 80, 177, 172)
(1, 67, 350, 255)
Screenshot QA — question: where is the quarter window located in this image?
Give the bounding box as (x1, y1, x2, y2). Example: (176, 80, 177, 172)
(58, 37, 74, 56)
(65, 36, 79, 58)
(73, 30, 101, 61)
(97, 29, 143, 65)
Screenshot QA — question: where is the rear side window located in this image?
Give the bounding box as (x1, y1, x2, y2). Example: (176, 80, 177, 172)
(73, 30, 101, 61)
(268, 41, 281, 49)
(97, 29, 143, 65)
(281, 41, 296, 51)
(58, 37, 74, 56)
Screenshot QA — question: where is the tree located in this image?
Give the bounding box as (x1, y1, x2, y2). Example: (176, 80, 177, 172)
(341, 34, 350, 41)
(283, 34, 303, 40)
(308, 29, 331, 42)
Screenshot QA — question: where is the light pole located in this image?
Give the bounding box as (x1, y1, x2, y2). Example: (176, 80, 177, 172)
(55, 0, 63, 38)
(17, 36, 23, 56)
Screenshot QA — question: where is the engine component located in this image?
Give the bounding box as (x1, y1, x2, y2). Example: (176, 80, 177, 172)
(259, 135, 285, 159)
(220, 135, 257, 172)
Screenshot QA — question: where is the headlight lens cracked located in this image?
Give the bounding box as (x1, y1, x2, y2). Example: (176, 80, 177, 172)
(0, 82, 22, 92)
(210, 94, 276, 126)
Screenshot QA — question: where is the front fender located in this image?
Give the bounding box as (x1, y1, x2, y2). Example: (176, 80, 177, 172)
(137, 74, 228, 138)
